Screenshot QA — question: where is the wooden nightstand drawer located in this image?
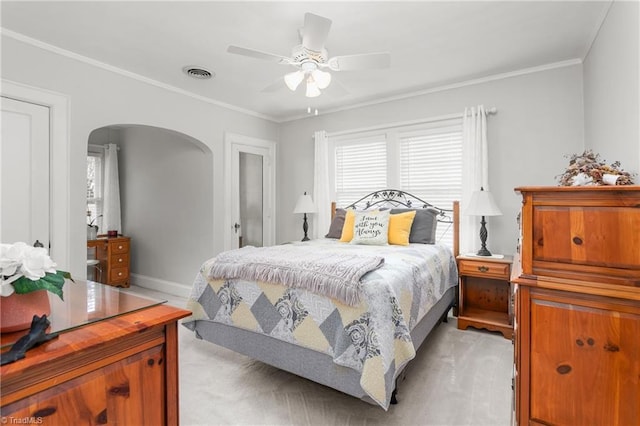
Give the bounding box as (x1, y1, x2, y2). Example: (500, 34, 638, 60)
(110, 266, 129, 282)
(111, 253, 129, 267)
(111, 240, 129, 254)
(459, 259, 510, 279)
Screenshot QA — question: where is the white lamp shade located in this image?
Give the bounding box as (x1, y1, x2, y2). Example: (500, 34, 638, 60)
(284, 71, 304, 91)
(305, 76, 321, 97)
(465, 190, 502, 216)
(312, 69, 331, 89)
(293, 193, 316, 214)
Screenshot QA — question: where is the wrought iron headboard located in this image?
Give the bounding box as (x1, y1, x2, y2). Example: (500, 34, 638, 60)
(331, 189, 460, 256)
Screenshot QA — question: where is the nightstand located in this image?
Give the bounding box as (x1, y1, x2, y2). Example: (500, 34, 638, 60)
(457, 254, 513, 339)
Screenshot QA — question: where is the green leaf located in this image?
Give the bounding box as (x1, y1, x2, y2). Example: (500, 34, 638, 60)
(10, 271, 68, 300)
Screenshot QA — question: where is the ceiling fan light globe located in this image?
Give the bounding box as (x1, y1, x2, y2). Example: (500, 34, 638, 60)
(312, 70, 331, 89)
(305, 81, 321, 98)
(284, 71, 304, 91)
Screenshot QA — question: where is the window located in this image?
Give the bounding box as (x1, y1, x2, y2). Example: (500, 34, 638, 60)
(334, 133, 387, 208)
(87, 150, 103, 229)
(330, 118, 463, 247)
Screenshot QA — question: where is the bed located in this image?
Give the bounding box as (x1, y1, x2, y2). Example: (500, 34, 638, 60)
(183, 189, 459, 410)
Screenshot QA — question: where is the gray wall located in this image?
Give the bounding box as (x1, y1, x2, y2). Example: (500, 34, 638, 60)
(584, 0, 639, 175)
(1, 35, 279, 294)
(117, 126, 213, 287)
(278, 65, 586, 256)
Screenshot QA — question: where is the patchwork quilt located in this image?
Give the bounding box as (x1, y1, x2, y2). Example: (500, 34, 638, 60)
(183, 239, 458, 409)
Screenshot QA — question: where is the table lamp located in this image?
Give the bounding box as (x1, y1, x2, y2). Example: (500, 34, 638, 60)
(465, 187, 502, 256)
(293, 192, 317, 241)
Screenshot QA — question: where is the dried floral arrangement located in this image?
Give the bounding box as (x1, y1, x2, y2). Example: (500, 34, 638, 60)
(556, 150, 635, 186)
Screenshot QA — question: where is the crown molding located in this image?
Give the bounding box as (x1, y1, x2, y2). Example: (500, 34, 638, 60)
(3, 27, 584, 126)
(279, 58, 583, 123)
(1, 28, 278, 123)
(582, 0, 614, 60)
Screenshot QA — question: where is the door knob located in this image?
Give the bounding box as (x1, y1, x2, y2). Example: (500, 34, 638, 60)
(233, 223, 241, 234)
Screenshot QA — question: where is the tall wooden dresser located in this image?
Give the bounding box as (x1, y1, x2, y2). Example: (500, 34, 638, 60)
(513, 186, 640, 426)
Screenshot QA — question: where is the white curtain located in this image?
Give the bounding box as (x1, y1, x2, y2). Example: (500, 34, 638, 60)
(313, 130, 331, 239)
(102, 143, 122, 233)
(461, 105, 488, 254)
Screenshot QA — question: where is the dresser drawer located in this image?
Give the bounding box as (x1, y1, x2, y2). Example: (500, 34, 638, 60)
(532, 206, 640, 269)
(110, 266, 129, 282)
(459, 259, 510, 279)
(110, 240, 129, 254)
(518, 187, 640, 286)
(111, 253, 129, 267)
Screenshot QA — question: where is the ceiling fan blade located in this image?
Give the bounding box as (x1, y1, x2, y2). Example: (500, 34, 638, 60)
(323, 78, 349, 98)
(227, 46, 293, 65)
(302, 13, 332, 52)
(327, 52, 391, 71)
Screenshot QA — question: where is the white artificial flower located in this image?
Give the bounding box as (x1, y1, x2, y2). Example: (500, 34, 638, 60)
(0, 277, 17, 296)
(0, 242, 28, 276)
(20, 246, 57, 280)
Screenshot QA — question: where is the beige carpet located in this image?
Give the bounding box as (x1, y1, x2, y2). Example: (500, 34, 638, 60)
(177, 315, 513, 426)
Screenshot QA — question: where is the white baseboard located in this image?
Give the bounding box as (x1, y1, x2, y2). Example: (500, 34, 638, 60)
(130, 273, 191, 298)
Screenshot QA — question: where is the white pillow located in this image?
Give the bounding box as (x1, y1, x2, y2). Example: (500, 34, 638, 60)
(350, 209, 390, 245)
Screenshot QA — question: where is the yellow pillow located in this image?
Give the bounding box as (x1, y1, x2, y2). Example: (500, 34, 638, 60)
(388, 210, 417, 246)
(339, 210, 356, 242)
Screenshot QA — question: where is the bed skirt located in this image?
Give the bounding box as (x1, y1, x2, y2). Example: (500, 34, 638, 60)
(186, 285, 456, 406)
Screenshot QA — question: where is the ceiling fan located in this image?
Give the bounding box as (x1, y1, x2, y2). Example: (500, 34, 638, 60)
(227, 13, 391, 98)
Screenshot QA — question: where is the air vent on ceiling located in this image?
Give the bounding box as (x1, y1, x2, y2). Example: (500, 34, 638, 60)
(183, 66, 214, 80)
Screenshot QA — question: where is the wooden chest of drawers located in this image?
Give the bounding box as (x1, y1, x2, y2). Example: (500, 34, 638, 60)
(513, 186, 640, 426)
(1, 282, 190, 425)
(94, 236, 131, 287)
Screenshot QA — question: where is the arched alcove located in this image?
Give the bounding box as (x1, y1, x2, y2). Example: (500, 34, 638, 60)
(87, 124, 213, 295)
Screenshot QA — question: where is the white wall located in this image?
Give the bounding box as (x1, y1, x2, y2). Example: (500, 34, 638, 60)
(584, 0, 639, 175)
(278, 65, 586, 255)
(1, 35, 279, 294)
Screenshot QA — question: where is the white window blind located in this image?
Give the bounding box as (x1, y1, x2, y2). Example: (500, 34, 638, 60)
(399, 122, 462, 246)
(330, 118, 463, 248)
(334, 134, 387, 208)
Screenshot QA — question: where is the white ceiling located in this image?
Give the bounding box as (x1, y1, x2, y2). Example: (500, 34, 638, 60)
(1, 1, 610, 122)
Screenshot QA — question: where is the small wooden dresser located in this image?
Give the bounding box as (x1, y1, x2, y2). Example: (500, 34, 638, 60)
(513, 186, 640, 426)
(88, 236, 131, 287)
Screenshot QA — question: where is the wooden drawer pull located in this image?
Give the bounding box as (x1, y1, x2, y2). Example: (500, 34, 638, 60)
(118, 245, 123, 249)
(119, 258, 123, 262)
(33, 406, 57, 418)
(572, 236, 583, 245)
(118, 272, 123, 276)
(604, 343, 620, 352)
(478, 266, 489, 272)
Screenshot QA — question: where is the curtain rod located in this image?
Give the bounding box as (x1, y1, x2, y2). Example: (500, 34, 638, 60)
(321, 107, 497, 139)
(88, 143, 120, 151)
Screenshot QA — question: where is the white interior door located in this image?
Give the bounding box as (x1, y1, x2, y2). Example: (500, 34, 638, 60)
(224, 133, 276, 250)
(0, 96, 50, 247)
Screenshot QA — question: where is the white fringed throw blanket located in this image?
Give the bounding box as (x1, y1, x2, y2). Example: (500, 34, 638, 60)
(207, 244, 384, 306)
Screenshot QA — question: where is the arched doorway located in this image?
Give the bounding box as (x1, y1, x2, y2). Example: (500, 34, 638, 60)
(87, 124, 213, 296)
